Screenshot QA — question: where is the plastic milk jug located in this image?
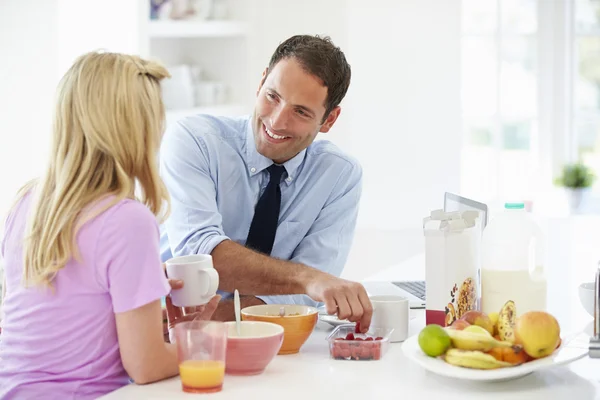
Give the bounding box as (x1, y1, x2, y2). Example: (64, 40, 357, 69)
(481, 203, 547, 315)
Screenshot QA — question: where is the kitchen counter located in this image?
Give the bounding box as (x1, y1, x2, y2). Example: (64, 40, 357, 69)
(101, 313, 599, 400)
(101, 249, 600, 400)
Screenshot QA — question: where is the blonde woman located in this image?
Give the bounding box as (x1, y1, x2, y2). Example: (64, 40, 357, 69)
(0, 51, 219, 399)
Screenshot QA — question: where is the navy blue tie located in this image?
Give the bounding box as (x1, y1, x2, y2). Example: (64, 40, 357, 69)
(245, 164, 286, 255)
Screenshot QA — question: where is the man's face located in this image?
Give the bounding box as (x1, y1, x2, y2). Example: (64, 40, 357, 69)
(252, 57, 340, 164)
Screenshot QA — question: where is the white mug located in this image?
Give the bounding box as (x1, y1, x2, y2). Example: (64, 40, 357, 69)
(370, 295, 409, 342)
(165, 255, 219, 307)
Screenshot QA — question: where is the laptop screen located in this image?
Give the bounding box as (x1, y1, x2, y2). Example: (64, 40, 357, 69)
(443, 192, 488, 235)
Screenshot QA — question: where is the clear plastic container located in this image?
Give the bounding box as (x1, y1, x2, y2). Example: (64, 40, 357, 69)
(326, 324, 394, 361)
(481, 202, 547, 315)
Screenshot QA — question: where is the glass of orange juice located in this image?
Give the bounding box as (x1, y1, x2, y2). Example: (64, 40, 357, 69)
(173, 320, 228, 393)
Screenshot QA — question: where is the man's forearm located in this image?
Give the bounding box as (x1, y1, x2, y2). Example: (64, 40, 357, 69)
(211, 239, 321, 295)
(211, 296, 266, 321)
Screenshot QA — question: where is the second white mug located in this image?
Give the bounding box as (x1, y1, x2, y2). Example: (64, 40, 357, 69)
(165, 254, 219, 307)
(370, 295, 409, 342)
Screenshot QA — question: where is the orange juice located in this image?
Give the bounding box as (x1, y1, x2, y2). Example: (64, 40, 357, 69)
(179, 360, 225, 393)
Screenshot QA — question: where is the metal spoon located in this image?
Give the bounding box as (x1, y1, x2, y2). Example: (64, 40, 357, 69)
(234, 289, 241, 337)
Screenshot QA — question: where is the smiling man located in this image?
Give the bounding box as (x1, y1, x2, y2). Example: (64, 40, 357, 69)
(159, 34, 372, 330)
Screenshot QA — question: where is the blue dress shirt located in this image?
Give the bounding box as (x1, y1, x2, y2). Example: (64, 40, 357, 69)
(158, 114, 362, 306)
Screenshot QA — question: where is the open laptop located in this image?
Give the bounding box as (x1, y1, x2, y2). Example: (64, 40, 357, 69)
(362, 192, 488, 309)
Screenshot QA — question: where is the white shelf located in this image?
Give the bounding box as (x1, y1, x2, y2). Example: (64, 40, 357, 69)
(148, 20, 247, 38)
(165, 104, 248, 123)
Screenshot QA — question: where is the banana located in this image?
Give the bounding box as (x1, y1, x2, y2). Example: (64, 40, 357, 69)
(445, 328, 513, 352)
(444, 348, 513, 369)
(498, 300, 517, 343)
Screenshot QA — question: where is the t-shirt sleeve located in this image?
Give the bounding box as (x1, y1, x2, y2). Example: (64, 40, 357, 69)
(96, 200, 170, 314)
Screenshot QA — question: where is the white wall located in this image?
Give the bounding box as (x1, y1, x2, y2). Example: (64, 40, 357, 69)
(0, 0, 59, 220)
(0, 0, 146, 221)
(345, 0, 462, 231)
(57, 0, 145, 77)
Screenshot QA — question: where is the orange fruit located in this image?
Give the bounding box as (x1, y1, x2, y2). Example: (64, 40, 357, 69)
(487, 345, 529, 365)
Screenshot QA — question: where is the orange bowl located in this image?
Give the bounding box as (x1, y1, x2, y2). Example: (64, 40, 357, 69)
(240, 304, 318, 355)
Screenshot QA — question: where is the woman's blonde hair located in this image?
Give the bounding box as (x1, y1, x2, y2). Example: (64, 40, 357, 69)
(17, 51, 171, 287)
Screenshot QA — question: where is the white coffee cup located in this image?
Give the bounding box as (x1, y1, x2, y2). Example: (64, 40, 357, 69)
(370, 295, 409, 342)
(165, 255, 219, 307)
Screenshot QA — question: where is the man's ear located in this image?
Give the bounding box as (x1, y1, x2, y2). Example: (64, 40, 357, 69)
(319, 106, 341, 133)
(256, 68, 268, 96)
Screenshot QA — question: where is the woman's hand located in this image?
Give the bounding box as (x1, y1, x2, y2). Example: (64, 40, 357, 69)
(162, 276, 221, 342)
(164, 295, 221, 342)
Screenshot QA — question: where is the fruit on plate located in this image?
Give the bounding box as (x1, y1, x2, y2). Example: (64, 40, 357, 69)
(487, 344, 530, 365)
(464, 325, 491, 336)
(488, 312, 499, 336)
(514, 311, 561, 359)
(445, 328, 513, 352)
(498, 300, 517, 343)
(416, 300, 563, 370)
(448, 319, 470, 330)
(460, 310, 495, 335)
(418, 324, 451, 357)
(444, 349, 513, 369)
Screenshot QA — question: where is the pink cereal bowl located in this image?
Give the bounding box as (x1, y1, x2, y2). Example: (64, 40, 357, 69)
(224, 321, 284, 375)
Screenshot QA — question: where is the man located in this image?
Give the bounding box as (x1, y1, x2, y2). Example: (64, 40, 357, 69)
(159, 34, 372, 331)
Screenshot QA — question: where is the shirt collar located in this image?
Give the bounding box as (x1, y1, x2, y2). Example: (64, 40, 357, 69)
(244, 117, 306, 185)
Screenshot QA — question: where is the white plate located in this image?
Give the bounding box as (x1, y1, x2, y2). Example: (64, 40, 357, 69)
(318, 306, 417, 327)
(317, 306, 354, 326)
(402, 330, 590, 382)
(319, 313, 354, 327)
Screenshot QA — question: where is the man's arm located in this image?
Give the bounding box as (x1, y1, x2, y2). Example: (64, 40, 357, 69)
(210, 159, 369, 324)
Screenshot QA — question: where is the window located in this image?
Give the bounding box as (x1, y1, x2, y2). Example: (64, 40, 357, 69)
(460, 0, 541, 204)
(575, 0, 600, 180)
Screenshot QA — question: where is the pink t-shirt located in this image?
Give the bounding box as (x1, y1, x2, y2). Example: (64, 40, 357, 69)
(0, 194, 170, 399)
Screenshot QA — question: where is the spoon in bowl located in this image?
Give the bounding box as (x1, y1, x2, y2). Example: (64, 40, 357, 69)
(234, 289, 241, 336)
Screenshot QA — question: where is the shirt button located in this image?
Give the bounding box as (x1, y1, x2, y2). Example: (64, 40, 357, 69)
(250, 167, 256, 173)
(286, 177, 292, 182)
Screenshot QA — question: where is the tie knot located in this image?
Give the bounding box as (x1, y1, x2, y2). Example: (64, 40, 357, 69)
(267, 164, 286, 182)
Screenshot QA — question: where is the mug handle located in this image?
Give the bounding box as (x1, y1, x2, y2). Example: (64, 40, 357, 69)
(199, 267, 219, 297)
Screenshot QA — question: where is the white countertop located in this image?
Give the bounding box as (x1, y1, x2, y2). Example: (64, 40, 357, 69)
(101, 244, 600, 400)
(101, 313, 599, 400)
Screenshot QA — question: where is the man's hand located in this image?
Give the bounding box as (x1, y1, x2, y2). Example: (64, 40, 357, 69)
(305, 273, 373, 332)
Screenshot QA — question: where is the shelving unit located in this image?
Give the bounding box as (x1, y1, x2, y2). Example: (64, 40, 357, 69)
(148, 20, 247, 38)
(139, 0, 253, 126)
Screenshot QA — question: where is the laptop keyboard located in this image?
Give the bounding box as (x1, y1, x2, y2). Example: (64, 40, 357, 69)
(392, 281, 426, 301)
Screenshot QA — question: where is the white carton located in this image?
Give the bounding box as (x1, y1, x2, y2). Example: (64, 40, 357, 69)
(423, 209, 481, 327)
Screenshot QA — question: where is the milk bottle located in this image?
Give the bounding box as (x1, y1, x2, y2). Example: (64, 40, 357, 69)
(481, 203, 547, 315)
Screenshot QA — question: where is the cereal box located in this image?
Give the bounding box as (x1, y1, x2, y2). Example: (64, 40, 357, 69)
(423, 209, 481, 327)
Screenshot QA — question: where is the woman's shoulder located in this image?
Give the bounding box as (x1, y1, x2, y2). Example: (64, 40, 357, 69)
(91, 197, 158, 229)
